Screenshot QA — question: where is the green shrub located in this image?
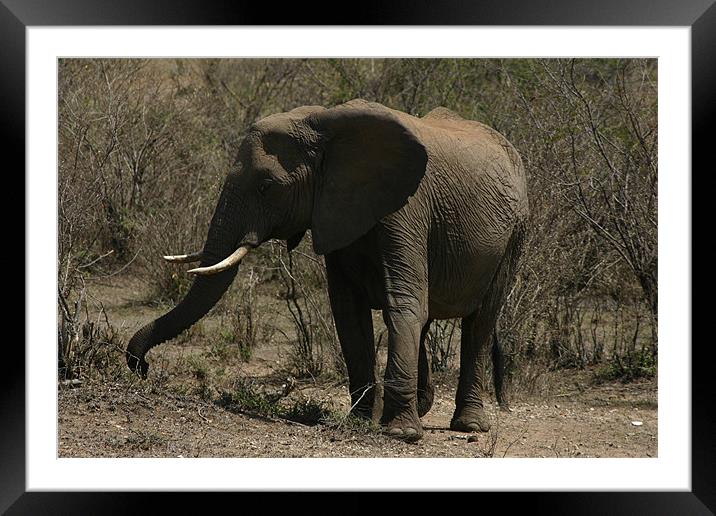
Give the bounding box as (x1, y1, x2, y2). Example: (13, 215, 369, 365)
(596, 350, 657, 382)
(216, 379, 335, 426)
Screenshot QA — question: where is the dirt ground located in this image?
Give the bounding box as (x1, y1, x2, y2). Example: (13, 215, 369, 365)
(58, 274, 657, 458)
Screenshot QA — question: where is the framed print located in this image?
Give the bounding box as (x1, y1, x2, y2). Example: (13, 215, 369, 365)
(6, 0, 711, 513)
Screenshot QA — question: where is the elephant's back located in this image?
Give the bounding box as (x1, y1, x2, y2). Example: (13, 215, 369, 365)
(416, 116, 528, 228)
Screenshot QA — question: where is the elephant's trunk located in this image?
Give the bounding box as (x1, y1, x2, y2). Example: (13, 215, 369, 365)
(126, 265, 239, 377)
(126, 175, 245, 376)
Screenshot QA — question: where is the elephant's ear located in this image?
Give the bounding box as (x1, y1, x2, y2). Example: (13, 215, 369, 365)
(307, 106, 428, 255)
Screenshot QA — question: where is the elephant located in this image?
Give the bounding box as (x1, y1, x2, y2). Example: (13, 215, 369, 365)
(126, 99, 528, 442)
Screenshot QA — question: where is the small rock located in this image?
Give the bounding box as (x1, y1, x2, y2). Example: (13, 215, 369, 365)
(467, 435, 479, 443)
(631, 421, 643, 426)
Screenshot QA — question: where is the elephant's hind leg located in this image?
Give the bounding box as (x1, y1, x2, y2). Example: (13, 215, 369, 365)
(417, 319, 435, 418)
(452, 225, 523, 432)
(451, 310, 494, 433)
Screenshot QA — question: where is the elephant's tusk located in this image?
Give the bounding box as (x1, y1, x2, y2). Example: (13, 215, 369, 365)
(163, 251, 204, 263)
(187, 246, 251, 275)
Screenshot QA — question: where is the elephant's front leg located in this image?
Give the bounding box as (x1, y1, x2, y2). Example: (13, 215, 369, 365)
(375, 222, 430, 441)
(325, 255, 376, 421)
(381, 295, 428, 441)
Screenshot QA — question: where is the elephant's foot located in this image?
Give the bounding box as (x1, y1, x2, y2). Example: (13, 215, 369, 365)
(450, 405, 491, 433)
(417, 383, 435, 418)
(381, 407, 424, 442)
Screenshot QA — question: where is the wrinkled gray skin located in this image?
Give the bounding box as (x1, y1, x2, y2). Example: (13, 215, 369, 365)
(127, 99, 528, 442)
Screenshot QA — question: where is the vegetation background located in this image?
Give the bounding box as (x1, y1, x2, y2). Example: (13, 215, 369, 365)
(57, 59, 657, 452)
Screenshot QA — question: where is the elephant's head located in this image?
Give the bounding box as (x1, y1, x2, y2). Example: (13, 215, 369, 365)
(126, 99, 428, 376)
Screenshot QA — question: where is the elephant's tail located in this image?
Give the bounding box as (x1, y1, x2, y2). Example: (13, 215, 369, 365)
(491, 330, 508, 409)
(503, 221, 527, 281)
(486, 221, 527, 407)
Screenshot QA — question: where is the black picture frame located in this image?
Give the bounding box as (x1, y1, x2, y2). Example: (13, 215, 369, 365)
(5, 0, 709, 513)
